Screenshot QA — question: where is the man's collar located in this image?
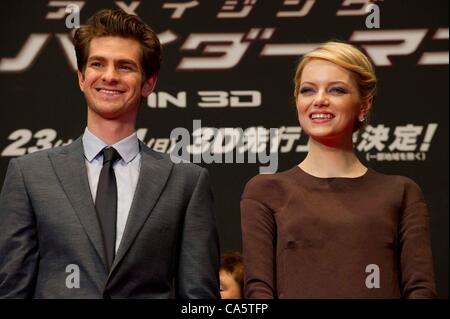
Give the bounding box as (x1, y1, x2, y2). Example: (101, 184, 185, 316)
(82, 128, 140, 163)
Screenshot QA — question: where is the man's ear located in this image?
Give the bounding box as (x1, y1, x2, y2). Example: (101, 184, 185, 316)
(141, 74, 158, 97)
(77, 70, 85, 92)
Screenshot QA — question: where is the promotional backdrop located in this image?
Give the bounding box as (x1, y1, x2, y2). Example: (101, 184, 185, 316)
(1, 0, 448, 297)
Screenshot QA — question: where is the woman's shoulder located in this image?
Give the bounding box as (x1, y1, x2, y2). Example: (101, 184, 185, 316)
(369, 168, 421, 186)
(241, 167, 298, 200)
(368, 168, 425, 202)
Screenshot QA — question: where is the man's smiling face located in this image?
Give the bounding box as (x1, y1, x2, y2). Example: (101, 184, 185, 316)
(78, 36, 155, 122)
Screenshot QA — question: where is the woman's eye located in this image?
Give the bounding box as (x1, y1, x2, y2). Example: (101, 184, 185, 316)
(329, 87, 347, 94)
(90, 62, 102, 68)
(300, 87, 314, 94)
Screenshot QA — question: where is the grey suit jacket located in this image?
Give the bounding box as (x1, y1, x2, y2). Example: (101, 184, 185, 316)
(0, 137, 220, 298)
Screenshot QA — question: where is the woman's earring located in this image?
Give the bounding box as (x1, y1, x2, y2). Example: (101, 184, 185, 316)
(358, 115, 365, 122)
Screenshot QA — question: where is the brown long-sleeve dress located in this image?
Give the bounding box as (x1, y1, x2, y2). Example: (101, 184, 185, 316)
(240, 166, 436, 298)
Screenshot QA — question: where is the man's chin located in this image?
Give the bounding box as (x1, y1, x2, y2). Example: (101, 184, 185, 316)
(88, 106, 128, 121)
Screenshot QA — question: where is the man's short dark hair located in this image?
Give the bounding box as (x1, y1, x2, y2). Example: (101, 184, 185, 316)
(73, 8, 162, 78)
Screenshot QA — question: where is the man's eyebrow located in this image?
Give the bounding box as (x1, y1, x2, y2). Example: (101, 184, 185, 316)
(87, 56, 139, 67)
(87, 55, 106, 61)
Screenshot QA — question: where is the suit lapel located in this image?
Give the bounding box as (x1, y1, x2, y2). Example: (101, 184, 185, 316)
(48, 137, 109, 271)
(110, 143, 173, 274)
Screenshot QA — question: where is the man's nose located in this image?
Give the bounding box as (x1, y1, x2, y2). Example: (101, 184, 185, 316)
(102, 65, 119, 83)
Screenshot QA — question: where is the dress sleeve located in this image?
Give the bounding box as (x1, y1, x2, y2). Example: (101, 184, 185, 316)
(398, 181, 437, 298)
(240, 178, 277, 299)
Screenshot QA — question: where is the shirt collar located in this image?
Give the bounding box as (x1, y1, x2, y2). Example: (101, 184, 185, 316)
(82, 128, 140, 164)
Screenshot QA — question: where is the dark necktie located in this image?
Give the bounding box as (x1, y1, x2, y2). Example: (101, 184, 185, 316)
(95, 147, 121, 270)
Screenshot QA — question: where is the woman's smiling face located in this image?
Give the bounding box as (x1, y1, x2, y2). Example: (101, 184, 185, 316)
(296, 58, 370, 144)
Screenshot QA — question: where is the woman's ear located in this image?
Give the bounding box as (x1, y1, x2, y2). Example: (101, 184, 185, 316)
(359, 96, 373, 120)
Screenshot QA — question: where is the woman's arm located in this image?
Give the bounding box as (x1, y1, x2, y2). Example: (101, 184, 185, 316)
(241, 193, 277, 299)
(398, 180, 437, 298)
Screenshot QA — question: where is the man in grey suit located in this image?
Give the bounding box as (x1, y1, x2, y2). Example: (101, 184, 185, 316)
(0, 8, 220, 298)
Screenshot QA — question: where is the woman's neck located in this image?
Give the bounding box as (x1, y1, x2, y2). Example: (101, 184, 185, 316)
(299, 137, 367, 178)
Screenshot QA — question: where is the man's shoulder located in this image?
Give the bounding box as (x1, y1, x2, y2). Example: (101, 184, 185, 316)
(140, 144, 206, 177)
(12, 138, 81, 166)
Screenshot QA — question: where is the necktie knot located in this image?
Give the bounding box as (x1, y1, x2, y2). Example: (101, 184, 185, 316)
(102, 147, 121, 165)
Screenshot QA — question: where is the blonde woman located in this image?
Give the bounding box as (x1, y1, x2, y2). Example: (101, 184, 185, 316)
(240, 41, 436, 299)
